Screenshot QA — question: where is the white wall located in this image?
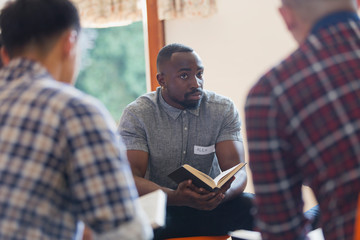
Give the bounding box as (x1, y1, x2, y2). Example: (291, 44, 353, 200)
(164, 0, 317, 210)
(165, 0, 296, 110)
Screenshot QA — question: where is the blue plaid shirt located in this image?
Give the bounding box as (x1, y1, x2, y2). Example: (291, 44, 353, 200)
(0, 59, 151, 239)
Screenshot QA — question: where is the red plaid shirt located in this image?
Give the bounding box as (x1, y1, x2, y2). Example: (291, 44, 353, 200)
(245, 11, 360, 240)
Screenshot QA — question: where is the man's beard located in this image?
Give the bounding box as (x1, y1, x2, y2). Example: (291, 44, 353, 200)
(181, 88, 203, 109)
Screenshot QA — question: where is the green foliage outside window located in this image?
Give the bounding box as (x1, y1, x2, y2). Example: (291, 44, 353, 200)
(76, 21, 147, 123)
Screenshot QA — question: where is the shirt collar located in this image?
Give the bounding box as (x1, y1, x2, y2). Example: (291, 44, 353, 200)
(3, 58, 49, 82)
(157, 87, 201, 120)
(310, 11, 359, 34)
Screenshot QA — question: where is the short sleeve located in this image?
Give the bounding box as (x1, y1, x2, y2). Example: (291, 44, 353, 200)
(118, 107, 149, 153)
(216, 100, 242, 143)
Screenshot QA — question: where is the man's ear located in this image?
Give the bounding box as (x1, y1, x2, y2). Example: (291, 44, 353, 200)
(62, 30, 78, 59)
(1, 47, 10, 66)
(279, 5, 296, 31)
(157, 72, 165, 87)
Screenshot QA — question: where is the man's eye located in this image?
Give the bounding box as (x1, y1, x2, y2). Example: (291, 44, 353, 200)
(197, 72, 203, 78)
(180, 73, 188, 79)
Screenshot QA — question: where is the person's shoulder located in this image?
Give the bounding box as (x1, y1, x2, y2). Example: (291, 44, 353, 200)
(201, 90, 238, 116)
(248, 47, 304, 97)
(124, 91, 158, 114)
(35, 79, 108, 117)
(203, 90, 235, 107)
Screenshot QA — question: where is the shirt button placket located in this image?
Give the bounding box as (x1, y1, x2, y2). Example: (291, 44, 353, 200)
(181, 110, 188, 164)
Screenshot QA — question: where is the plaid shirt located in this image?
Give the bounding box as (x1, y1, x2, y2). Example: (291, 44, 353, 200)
(0, 59, 151, 239)
(245, 12, 360, 240)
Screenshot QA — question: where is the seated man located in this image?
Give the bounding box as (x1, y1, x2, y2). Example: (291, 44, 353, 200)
(119, 43, 253, 239)
(245, 0, 360, 239)
(0, 0, 152, 239)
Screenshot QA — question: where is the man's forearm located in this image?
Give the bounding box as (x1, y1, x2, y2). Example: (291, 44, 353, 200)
(134, 175, 168, 196)
(134, 176, 222, 208)
(133, 175, 182, 206)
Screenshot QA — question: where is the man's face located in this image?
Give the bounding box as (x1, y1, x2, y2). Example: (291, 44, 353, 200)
(159, 51, 204, 110)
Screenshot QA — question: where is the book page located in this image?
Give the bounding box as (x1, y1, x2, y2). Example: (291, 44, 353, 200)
(183, 164, 216, 187)
(213, 163, 246, 187)
(213, 164, 240, 184)
(139, 189, 167, 229)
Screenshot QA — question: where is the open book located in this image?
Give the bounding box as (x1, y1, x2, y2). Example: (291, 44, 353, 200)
(168, 162, 246, 192)
(139, 189, 167, 229)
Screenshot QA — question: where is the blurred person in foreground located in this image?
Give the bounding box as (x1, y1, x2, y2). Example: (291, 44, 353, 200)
(0, 0, 152, 239)
(119, 43, 253, 239)
(245, 0, 360, 239)
(0, 36, 3, 68)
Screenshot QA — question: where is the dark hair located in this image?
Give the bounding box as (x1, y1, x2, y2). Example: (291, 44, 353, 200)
(0, 34, 3, 68)
(157, 43, 193, 71)
(0, 0, 80, 57)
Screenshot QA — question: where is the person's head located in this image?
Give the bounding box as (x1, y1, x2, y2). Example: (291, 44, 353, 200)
(156, 43, 204, 110)
(0, 35, 3, 69)
(279, 0, 357, 44)
(0, 0, 81, 84)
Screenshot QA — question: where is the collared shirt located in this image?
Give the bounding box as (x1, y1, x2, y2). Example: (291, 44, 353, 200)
(0, 59, 152, 240)
(310, 11, 359, 34)
(119, 87, 242, 189)
(245, 12, 360, 240)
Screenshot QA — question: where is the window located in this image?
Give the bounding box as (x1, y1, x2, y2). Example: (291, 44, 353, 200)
(76, 21, 147, 122)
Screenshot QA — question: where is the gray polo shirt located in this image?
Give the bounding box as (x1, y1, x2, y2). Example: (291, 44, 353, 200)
(119, 87, 242, 189)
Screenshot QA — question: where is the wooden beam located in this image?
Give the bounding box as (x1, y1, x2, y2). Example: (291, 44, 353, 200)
(146, 0, 165, 91)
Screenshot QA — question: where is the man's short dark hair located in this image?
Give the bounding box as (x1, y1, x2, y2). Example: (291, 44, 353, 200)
(157, 43, 194, 71)
(0, 0, 80, 57)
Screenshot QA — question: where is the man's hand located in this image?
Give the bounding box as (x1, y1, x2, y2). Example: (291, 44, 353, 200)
(173, 180, 227, 211)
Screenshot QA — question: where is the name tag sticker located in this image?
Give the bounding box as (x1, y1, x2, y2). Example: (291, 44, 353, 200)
(194, 145, 215, 155)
